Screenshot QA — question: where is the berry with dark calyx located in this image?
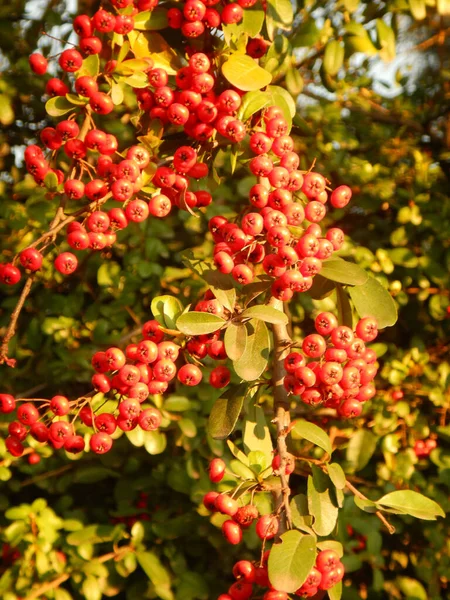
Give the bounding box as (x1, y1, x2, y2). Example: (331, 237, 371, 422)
(0, 263, 21, 285)
(90, 432, 113, 454)
(54, 252, 78, 275)
(316, 549, 340, 573)
(203, 491, 220, 511)
(50, 395, 70, 416)
(59, 49, 83, 72)
(138, 408, 162, 431)
(177, 364, 202, 386)
(17, 403, 39, 425)
(232, 561, 256, 583)
(228, 581, 253, 600)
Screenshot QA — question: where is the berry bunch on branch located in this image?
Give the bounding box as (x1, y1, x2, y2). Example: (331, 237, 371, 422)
(0, 1, 445, 599)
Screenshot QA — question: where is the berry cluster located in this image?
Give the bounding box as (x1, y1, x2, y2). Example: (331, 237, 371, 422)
(167, 0, 258, 37)
(210, 105, 351, 294)
(0, 319, 167, 458)
(414, 438, 436, 458)
(134, 52, 248, 144)
(215, 548, 344, 599)
(283, 313, 379, 418)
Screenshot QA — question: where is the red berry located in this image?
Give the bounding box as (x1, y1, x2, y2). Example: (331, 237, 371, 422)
(29, 53, 48, 75)
(209, 458, 226, 483)
(222, 520, 242, 545)
(177, 364, 202, 386)
(0, 394, 16, 413)
(90, 432, 113, 454)
(255, 515, 279, 540)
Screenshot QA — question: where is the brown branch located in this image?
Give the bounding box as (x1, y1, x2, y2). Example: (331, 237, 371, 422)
(23, 545, 133, 600)
(0, 276, 34, 366)
(269, 296, 293, 532)
(24, 573, 70, 600)
(345, 479, 395, 535)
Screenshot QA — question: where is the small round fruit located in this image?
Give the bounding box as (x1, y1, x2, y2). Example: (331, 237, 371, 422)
(209, 458, 226, 483)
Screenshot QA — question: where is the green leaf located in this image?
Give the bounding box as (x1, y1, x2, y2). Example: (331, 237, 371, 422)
(376, 19, 396, 62)
(66, 525, 119, 546)
(327, 463, 346, 490)
(65, 93, 89, 106)
(82, 576, 101, 600)
(77, 54, 99, 77)
(233, 319, 270, 381)
(335, 284, 353, 328)
(227, 439, 250, 466)
(346, 429, 377, 472)
(317, 540, 344, 558)
(267, 85, 296, 118)
(74, 466, 120, 484)
(243, 404, 273, 465)
(268, 531, 316, 593)
(289, 494, 315, 534)
(323, 40, 344, 76)
(176, 311, 225, 336)
(133, 7, 168, 30)
(396, 577, 427, 600)
(111, 81, 124, 105)
(179, 417, 197, 438)
(45, 96, 74, 117)
(222, 53, 272, 91)
(344, 22, 378, 55)
(285, 67, 304, 96)
(291, 420, 333, 456)
(44, 171, 59, 192)
(137, 551, 172, 587)
(208, 383, 247, 439)
(201, 268, 236, 312)
(120, 72, 149, 88)
(353, 496, 379, 513)
(144, 431, 167, 455)
(348, 276, 397, 328)
(151, 295, 184, 330)
(308, 274, 336, 300)
(307, 466, 339, 536)
(242, 7, 265, 37)
(328, 580, 343, 600)
(241, 304, 288, 325)
(230, 458, 257, 480)
(320, 259, 368, 285)
(97, 262, 121, 287)
(5, 505, 30, 520)
(292, 20, 320, 47)
(224, 322, 247, 361)
(238, 90, 271, 121)
(164, 396, 191, 411)
(266, 0, 294, 27)
(377, 490, 445, 520)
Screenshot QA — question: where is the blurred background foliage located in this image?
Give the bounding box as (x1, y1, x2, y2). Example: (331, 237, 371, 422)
(0, 0, 449, 599)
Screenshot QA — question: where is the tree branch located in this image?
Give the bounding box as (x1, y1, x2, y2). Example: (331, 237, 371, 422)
(270, 296, 293, 532)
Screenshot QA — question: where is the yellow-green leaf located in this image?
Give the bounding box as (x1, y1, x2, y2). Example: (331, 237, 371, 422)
(222, 53, 272, 91)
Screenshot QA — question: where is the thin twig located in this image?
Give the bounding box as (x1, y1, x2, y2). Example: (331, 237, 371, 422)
(0, 276, 35, 366)
(345, 479, 395, 534)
